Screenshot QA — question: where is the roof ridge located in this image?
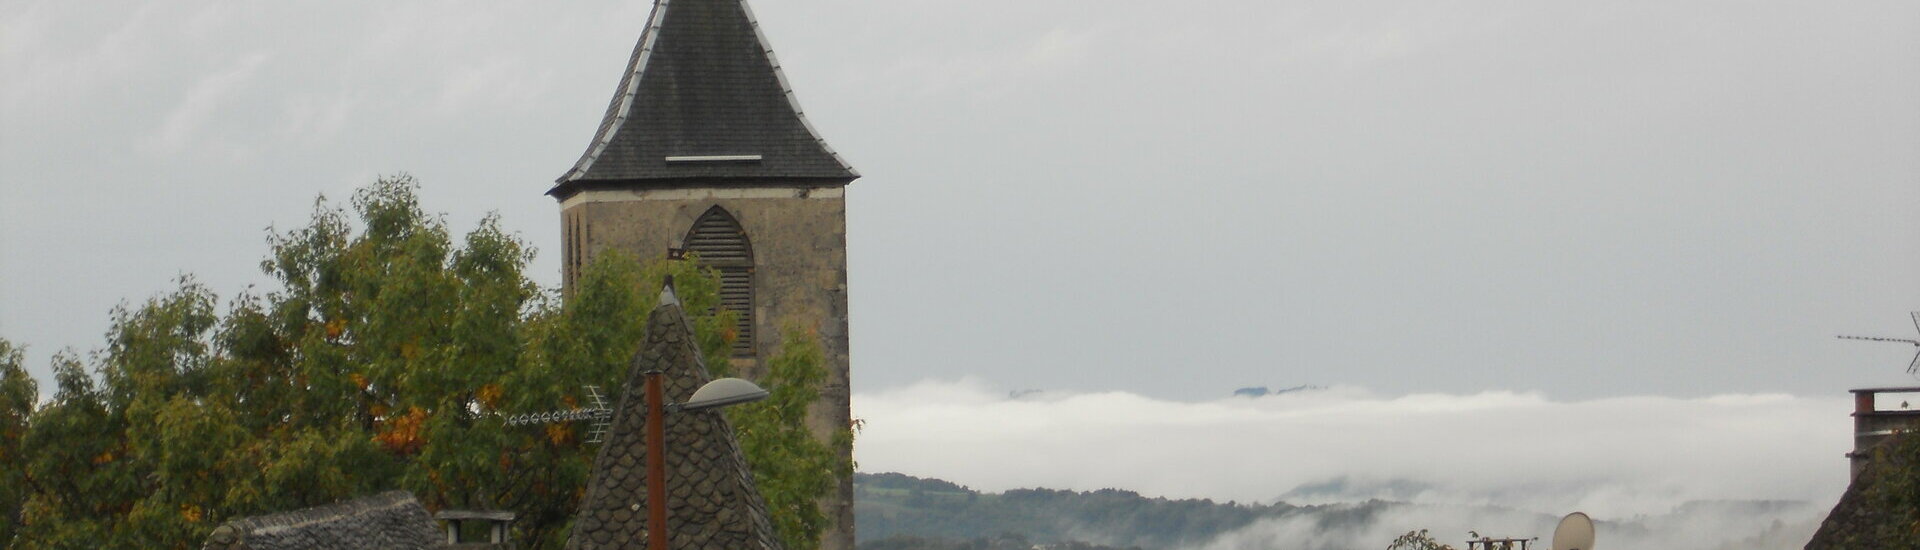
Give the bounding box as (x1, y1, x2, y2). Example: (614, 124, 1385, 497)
(560, 0, 671, 183)
(229, 490, 418, 532)
(736, 0, 858, 178)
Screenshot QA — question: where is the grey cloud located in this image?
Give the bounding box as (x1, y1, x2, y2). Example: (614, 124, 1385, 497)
(2, 0, 1917, 403)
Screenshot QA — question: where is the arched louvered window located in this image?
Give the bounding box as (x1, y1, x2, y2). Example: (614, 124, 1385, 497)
(684, 206, 755, 357)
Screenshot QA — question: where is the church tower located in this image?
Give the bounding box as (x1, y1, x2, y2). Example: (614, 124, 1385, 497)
(549, 0, 858, 548)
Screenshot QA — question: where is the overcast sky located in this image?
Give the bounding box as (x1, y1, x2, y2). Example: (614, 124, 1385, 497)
(3, 1, 1917, 403)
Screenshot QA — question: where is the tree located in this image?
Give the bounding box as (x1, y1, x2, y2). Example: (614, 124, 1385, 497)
(0, 340, 38, 544)
(16, 352, 133, 547)
(1387, 529, 1458, 550)
(1, 175, 846, 549)
(734, 325, 853, 550)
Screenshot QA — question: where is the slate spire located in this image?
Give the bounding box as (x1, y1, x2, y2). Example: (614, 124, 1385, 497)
(553, 0, 858, 197)
(566, 296, 782, 550)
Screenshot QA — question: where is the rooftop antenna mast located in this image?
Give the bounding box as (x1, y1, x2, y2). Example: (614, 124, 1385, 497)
(1837, 312, 1920, 375)
(505, 385, 614, 443)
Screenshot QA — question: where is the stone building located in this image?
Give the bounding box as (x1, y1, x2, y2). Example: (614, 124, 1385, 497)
(547, 0, 860, 548)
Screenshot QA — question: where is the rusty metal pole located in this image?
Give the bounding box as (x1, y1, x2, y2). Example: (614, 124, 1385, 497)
(645, 370, 668, 550)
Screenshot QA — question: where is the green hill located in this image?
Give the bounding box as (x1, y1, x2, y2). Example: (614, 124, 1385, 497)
(855, 472, 1346, 549)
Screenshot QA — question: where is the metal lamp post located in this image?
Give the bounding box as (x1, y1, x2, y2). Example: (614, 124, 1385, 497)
(643, 373, 771, 549)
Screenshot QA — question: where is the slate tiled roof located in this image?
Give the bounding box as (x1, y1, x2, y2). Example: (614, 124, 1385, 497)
(1806, 433, 1920, 549)
(201, 491, 442, 550)
(566, 289, 782, 549)
(552, 0, 858, 197)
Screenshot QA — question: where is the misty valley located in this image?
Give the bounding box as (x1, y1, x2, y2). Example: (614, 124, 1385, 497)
(853, 472, 1817, 550)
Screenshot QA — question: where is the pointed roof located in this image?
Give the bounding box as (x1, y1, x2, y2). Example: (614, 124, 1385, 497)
(566, 292, 782, 549)
(552, 0, 858, 197)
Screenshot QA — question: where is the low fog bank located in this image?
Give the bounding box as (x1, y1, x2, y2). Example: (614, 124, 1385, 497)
(1192, 499, 1818, 550)
(854, 379, 1850, 527)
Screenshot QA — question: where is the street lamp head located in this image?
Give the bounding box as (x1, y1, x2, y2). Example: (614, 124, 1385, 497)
(679, 378, 770, 412)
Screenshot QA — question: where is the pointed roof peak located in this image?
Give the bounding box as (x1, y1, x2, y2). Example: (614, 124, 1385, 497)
(659, 276, 681, 306)
(567, 295, 782, 549)
(552, 0, 858, 197)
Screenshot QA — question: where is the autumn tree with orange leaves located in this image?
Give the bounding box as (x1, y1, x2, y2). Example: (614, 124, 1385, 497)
(0, 176, 844, 549)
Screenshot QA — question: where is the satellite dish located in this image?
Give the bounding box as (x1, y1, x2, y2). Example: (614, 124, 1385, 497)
(1551, 512, 1595, 550)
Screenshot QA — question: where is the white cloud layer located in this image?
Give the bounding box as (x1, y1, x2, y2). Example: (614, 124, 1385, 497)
(1193, 501, 1818, 550)
(854, 379, 1850, 533)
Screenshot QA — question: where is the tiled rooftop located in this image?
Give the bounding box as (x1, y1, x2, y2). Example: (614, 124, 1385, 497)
(553, 0, 857, 197)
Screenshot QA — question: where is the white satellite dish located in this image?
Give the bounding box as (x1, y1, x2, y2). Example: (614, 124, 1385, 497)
(1551, 512, 1595, 550)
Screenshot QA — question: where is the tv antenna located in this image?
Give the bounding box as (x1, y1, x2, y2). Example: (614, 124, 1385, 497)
(1837, 312, 1920, 375)
(505, 385, 614, 443)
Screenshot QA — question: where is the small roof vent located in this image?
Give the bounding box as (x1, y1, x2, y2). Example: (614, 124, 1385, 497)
(665, 155, 763, 163)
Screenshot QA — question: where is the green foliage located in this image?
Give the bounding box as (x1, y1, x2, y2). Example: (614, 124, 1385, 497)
(1842, 434, 1920, 547)
(17, 352, 136, 547)
(0, 340, 37, 544)
(733, 326, 852, 550)
(0, 175, 847, 549)
(854, 472, 1305, 549)
(549, 250, 842, 550)
(1387, 529, 1458, 550)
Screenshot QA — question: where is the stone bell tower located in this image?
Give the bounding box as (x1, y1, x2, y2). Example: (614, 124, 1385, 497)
(548, 0, 858, 548)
